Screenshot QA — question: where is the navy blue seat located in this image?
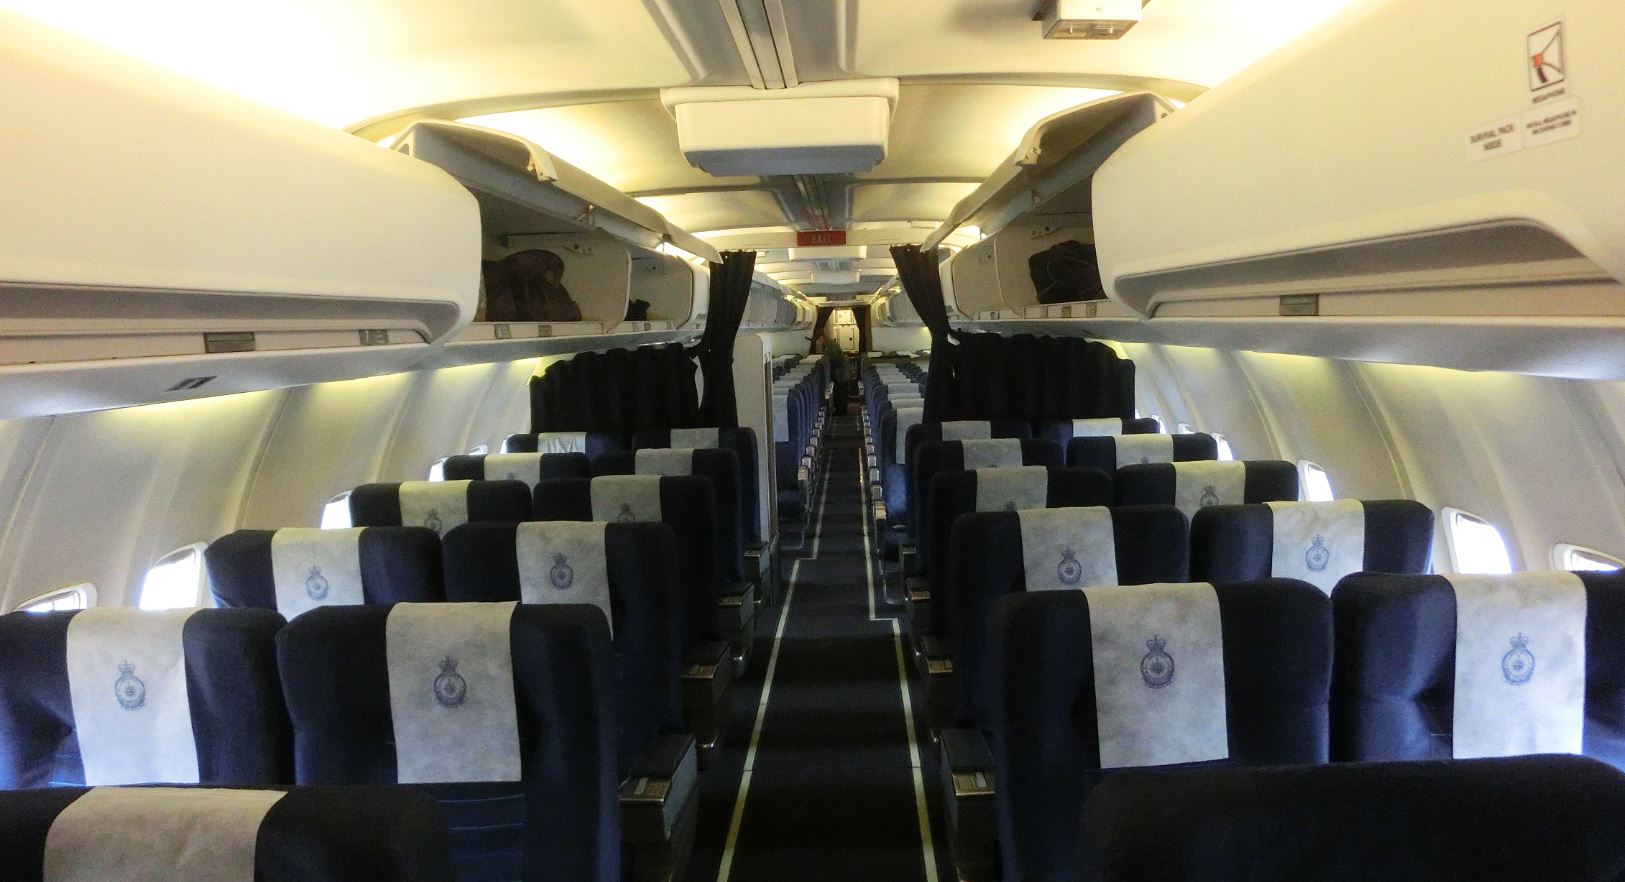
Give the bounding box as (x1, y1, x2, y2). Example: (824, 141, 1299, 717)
(908, 437, 1058, 556)
(0, 785, 455, 882)
(591, 449, 746, 584)
(441, 522, 685, 772)
(532, 476, 721, 652)
(441, 522, 699, 880)
(1331, 571, 1625, 768)
(1114, 460, 1299, 519)
(633, 427, 762, 545)
(206, 526, 444, 613)
(996, 580, 1332, 882)
(1066, 432, 1217, 472)
(532, 475, 736, 756)
(500, 432, 630, 457)
(0, 608, 290, 789)
(946, 506, 1191, 730)
(1032, 417, 1162, 449)
(1190, 500, 1434, 591)
(1079, 755, 1625, 882)
(442, 451, 590, 483)
(348, 480, 532, 535)
(278, 603, 620, 882)
(922, 467, 1114, 603)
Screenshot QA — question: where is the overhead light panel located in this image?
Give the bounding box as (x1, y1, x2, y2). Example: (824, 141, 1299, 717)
(1036, 0, 1143, 40)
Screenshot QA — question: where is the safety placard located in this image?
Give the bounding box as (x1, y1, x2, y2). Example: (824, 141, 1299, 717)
(1521, 97, 1580, 149)
(1528, 21, 1565, 96)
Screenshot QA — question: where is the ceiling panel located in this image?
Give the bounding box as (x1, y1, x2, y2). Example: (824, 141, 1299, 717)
(637, 190, 789, 234)
(871, 83, 1120, 180)
(847, 0, 1366, 89)
(0, 0, 698, 126)
(461, 99, 759, 194)
(851, 182, 979, 224)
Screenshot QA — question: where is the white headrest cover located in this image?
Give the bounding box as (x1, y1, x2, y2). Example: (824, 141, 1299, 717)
(271, 527, 365, 619)
(44, 787, 285, 882)
(1017, 507, 1118, 591)
(1448, 572, 1587, 759)
(1083, 582, 1229, 769)
(386, 602, 521, 783)
(66, 609, 200, 785)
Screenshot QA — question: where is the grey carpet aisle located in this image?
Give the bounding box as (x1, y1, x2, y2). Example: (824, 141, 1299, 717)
(684, 415, 954, 882)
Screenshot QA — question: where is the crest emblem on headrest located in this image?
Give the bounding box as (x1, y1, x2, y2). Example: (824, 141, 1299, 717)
(114, 661, 146, 711)
(504, 471, 521, 482)
(616, 503, 637, 523)
(1305, 535, 1331, 573)
(434, 657, 468, 708)
(549, 554, 574, 590)
(305, 565, 330, 600)
(1057, 548, 1084, 586)
(1140, 636, 1175, 689)
(1002, 500, 1018, 512)
(1502, 634, 1536, 686)
(423, 509, 443, 533)
(1139, 456, 1152, 464)
(1199, 485, 1220, 508)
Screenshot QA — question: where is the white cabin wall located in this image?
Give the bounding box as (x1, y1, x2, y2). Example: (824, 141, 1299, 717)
(0, 393, 282, 609)
(870, 327, 930, 353)
(0, 357, 552, 612)
(1120, 340, 1625, 573)
(239, 374, 418, 530)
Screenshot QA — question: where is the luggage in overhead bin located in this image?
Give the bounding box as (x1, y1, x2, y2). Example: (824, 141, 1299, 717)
(1027, 239, 1106, 304)
(482, 249, 583, 323)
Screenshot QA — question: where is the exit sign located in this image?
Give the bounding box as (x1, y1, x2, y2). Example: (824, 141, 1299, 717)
(796, 229, 847, 247)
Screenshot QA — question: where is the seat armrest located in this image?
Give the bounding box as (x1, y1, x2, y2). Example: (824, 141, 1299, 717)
(683, 640, 731, 672)
(621, 734, 699, 843)
(904, 576, 930, 601)
(940, 728, 994, 781)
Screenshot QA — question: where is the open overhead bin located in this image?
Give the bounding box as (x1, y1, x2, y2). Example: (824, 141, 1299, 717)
(1091, 0, 1625, 379)
(741, 274, 811, 332)
(392, 120, 728, 367)
(0, 11, 480, 419)
(929, 92, 1174, 331)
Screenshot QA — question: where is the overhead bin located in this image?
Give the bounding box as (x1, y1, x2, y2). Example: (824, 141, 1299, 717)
(930, 93, 1174, 327)
(1091, 0, 1625, 379)
(0, 11, 480, 418)
(393, 120, 731, 367)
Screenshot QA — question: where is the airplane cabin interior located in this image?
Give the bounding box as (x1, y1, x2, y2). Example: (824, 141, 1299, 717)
(1, 1, 1624, 880)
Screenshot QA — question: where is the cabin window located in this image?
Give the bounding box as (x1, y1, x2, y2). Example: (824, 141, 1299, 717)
(468, 443, 490, 455)
(1443, 508, 1514, 575)
(138, 544, 208, 610)
(427, 457, 449, 481)
(1553, 544, 1623, 572)
(15, 583, 95, 613)
(1299, 461, 1334, 502)
(1212, 433, 1235, 461)
(1175, 422, 1196, 434)
(320, 491, 353, 529)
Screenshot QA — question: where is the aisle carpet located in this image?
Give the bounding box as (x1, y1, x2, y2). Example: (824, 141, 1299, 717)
(684, 416, 954, 882)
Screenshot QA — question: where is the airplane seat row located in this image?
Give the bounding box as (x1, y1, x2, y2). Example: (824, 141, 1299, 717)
(0, 784, 456, 881)
(916, 452, 1448, 880)
(1079, 754, 1625, 882)
(320, 474, 738, 756)
(773, 357, 832, 547)
(444, 450, 592, 482)
(0, 603, 633, 882)
(987, 569, 1625, 882)
(486, 429, 775, 603)
(907, 455, 1305, 726)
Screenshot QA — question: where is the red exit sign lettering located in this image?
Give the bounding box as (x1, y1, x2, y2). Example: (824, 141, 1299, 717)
(796, 229, 847, 247)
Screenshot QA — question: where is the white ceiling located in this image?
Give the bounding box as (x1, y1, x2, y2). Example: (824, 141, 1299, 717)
(3, 0, 1367, 293)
